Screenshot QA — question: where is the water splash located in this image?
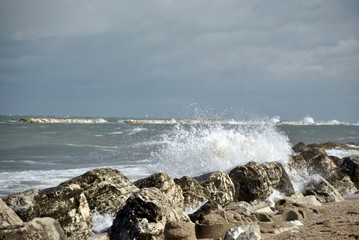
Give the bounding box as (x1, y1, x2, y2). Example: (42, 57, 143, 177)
(151, 122, 292, 178)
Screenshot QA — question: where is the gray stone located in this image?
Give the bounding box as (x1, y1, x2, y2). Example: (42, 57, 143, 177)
(175, 176, 208, 211)
(39, 184, 92, 240)
(3, 188, 40, 222)
(164, 221, 196, 240)
(135, 172, 184, 208)
(0, 217, 65, 240)
(60, 168, 139, 215)
(196, 171, 236, 206)
(304, 174, 344, 203)
(0, 198, 23, 229)
(225, 224, 261, 240)
(229, 162, 273, 202)
(110, 187, 190, 240)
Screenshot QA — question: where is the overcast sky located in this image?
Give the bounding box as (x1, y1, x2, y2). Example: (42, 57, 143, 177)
(0, 0, 358, 121)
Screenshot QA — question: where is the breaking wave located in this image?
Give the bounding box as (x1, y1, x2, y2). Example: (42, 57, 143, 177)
(151, 122, 292, 178)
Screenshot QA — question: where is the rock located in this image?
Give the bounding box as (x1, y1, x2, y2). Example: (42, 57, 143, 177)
(3, 188, 40, 222)
(0, 198, 23, 229)
(3, 184, 92, 239)
(292, 148, 338, 179)
(331, 175, 357, 195)
(175, 172, 235, 210)
(60, 168, 139, 215)
(229, 162, 273, 202)
(304, 174, 344, 203)
(0, 217, 65, 240)
(262, 163, 295, 196)
(196, 171, 235, 206)
(39, 184, 92, 240)
(135, 172, 184, 208)
(195, 223, 241, 240)
(174, 176, 208, 211)
(225, 201, 253, 216)
(89, 233, 110, 240)
(224, 224, 261, 240)
(282, 192, 322, 207)
(292, 142, 308, 153)
(110, 187, 190, 240)
(340, 157, 359, 188)
(164, 221, 196, 240)
(190, 201, 257, 239)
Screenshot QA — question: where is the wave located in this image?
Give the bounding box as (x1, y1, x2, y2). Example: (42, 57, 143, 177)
(150, 123, 291, 178)
(108, 131, 123, 135)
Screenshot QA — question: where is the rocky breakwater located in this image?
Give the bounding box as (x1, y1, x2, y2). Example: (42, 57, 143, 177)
(19, 117, 107, 124)
(1, 142, 359, 239)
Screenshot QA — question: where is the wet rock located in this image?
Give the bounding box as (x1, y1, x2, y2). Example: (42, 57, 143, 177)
(262, 162, 295, 196)
(0, 217, 65, 240)
(304, 174, 344, 203)
(289, 147, 339, 183)
(229, 162, 273, 202)
(39, 184, 92, 239)
(196, 171, 235, 206)
(331, 175, 357, 195)
(0, 198, 23, 229)
(164, 221, 196, 240)
(110, 187, 190, 240)
(340, 157, 359, 188)
(292, 142, 308, 153)
(174, 176, 208, 210)
(135, 172, 184, 208)
(229, 162, 293, 202)
(224, 224, 261, 240)
(60, 168, 139, 215)
(3, 188, 40, 222)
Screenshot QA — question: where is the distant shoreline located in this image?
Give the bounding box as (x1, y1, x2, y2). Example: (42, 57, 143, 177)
(17, 117, 359, 126)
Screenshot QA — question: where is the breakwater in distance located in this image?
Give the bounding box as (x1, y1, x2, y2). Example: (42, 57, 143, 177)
(18, 117, 358, 126)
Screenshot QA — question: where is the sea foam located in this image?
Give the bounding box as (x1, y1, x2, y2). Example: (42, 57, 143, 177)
(151, 122, 292, 178)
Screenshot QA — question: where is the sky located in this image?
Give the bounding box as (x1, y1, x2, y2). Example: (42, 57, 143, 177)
(0, 0, 358, 121)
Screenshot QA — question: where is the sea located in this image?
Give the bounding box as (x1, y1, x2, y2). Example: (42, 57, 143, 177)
(1, 114, 359, 198)
(1, 114, 359, 231)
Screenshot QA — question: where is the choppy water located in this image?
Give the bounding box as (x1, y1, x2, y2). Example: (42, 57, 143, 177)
(0, 115, 358, 197)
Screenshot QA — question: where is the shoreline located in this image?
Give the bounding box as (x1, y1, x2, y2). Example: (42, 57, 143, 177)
(1, 141, 359, 239)
(14, 117, 359, 126)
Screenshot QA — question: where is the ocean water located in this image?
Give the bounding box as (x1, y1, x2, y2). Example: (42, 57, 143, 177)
(0, 115, 359, 197)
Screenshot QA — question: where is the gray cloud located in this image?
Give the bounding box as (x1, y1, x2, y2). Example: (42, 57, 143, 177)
(0, 0, 358, 120)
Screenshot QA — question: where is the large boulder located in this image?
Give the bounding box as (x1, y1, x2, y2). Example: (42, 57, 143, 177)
(229, 162, 294, 202)
(189, 201, 254, 239)
(304, 174, 344, 203)
(110, 187, 190, 240)
(175, 171, 236, 211)
(0, 217, 65, 240)
(3, 168, 138, 239)
(340, 156, 359, 188)
(196, 171, 236, 206)
(3, 188, 40, 222)
(290, 148, 337, 180)
(164, 221, 196, 240)
(60, 168, 139, 214)
(229, 162, 272, 202)
(38, 184, 92, 239)
(0, 198, 24, 229)
(262, 162, 294, 196)
(174, 176, 208, 211)
(134, 172, 184, 208)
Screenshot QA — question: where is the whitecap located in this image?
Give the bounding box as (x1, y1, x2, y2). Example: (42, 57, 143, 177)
(151, 123, 291, 178)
